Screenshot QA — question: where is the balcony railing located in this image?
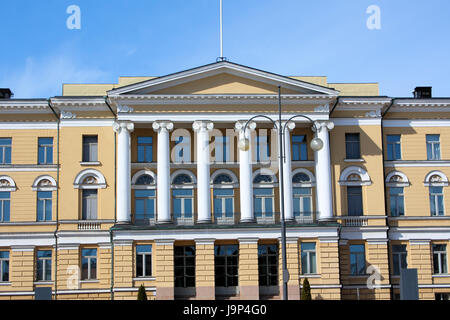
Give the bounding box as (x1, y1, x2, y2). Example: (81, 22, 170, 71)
(339, 216, 369, 227)
(77, 221, 101, 230)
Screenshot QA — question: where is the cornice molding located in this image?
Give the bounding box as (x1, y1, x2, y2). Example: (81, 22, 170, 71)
(109, 94, 336, 106)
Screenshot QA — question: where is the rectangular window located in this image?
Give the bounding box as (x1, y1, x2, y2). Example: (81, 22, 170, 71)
(390, 187, 405, 217)
(213, 189, 234, 218)
(292, 135, 308, 161)
(427, 135, 441, 160)
(81, 248, 97, 280)
(350, 244, 366, 275)
(82, 189, 97, 220)
(430, 187, 445, 216)
(258, 244, 278, 286)
(174, 136, 191, 163)
(0, 251, 9, 282)
(387, 135, 401, 160)
(347, 186, 363, 216)
(215, 245, 239, 287)
(254, 188, 274, 217)
(392, 245, 408, 276)
(82, 136, 98, 162)
(293, 187, 312, 217)
(174, 246, 195, 288)
(256, 135, 270, 162)
(37, 191, 52, 222)
(345, 133, 361, 159)
(36, 250, 52, 281)
(433, 244, 448, 274)
(134, 190, 156, 220)
(38, 138, 53, 164)
(435, 293, 450, 300)
(215, 136, 230, 162)
(301, 243, 317, 274)
(0, 192, 11, 222)
(172, 189, 193, 219)
(136, 245, 152, 278)
(137, 137, 153, 163)
(0, 138, 12, 164)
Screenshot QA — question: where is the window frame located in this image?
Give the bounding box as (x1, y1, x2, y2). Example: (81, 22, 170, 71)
(426, 134, 441, 161)
(135, 245, 152, 278)
(137, 136, 153, 163)
(36, 250, 52, 282)
(292, 135, 308, 161)
(37, 191, 53, 222)
(347, 186, 363, 216)
(174, 245, 196, 288)
(387, 135, 402, 161)
(301, 242, 317, 275)
(82, 135, 98, 163)
(392, 245, 408, 276)
(0, 191, 11, 223)
(81, 248, 97, 280)
(349, 244, 366, 276)
(345, 133, 361, 160)
(389, 187, 405, 217)
(0, 251, 9, 282)
(0, 138, 12, 165)
(81, 189, 98, 220)
(38, 137, 53, 165)
(429, 186, 445, 216)
(214, 245, 239, 288)
(433, 244, 448, 275)
(258, 244, 278, 287)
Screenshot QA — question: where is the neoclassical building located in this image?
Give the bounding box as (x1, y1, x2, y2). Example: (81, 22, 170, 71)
(0, 61, 449, 300)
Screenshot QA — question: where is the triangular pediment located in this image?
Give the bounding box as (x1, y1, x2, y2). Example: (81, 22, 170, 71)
(108, 61, 339, 96)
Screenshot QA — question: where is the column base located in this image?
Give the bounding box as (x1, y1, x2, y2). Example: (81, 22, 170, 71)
(196, 219, 212, 224)
(156, 219, 173, 225)
(239, 218, 256, 224)
(115, 220, 131, 225)
(319, 217, 335, 222)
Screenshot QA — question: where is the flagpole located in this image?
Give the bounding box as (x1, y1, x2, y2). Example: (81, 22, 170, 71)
(220, 0, 223, 59)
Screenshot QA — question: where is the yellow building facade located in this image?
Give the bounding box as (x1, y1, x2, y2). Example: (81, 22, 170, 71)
(0, 61, 449, 300)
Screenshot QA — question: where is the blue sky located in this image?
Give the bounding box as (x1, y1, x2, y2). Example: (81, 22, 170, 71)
(0, 0, 449, 98)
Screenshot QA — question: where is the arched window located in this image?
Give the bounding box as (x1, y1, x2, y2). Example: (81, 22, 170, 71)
(73, 169, 107, 220)
(171, 170, 196, 224)
(424, 171, 449, 216)
(32, 176, 57, 222)
(253, 169, 277, 223)
(292, 169, 316, 219)
(0, 176, 16, 223)
(339, 167, 371, 217)
(131, 171, 157, 223)
(211, 170, 238, 224)
(385, 171, 410, 217)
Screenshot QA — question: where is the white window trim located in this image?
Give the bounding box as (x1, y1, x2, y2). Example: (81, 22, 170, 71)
(73, 169, 107, 189)
(292, 168, 316, 187)
(424, 171, 449, 187)
(0, 176, 17, 192)
(136, 246, 152, 278)
(301, 244, 317, 275)
(339, 166, 372, 186)
(32, 175, 57, 191)
(131, 170, 157, 190)
(385, 171, 410, 188)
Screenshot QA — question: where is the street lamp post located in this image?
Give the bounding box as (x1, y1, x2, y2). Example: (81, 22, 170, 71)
(238, 86, 323, 300)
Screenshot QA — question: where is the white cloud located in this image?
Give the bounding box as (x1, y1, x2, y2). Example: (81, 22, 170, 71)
(0, 53, 109, 98)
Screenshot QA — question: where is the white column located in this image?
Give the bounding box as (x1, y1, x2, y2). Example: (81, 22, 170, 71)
(281, 121, 296, 222)
(235, 121, 256, 223)
(193, 121, 214, 223)
(152, 121, 174, 224)
(113, 121, 134, 224)
(313, 121, 335, 221)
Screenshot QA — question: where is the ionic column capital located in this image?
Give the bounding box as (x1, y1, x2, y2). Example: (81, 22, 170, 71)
(234, 120, 256, 133)
(152, 121, 174, 132)
(312, 120, 334, 133)
(113, 121, 134, 134)
(192, 120, 214, 132)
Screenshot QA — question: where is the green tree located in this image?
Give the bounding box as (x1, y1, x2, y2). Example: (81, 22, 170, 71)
(301, 278, 312, 300)
(137, 284, 148, 300)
